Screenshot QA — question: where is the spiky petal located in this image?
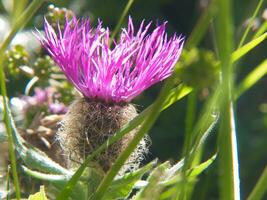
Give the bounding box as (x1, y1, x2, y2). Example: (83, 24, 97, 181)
(39, 16, 184, 103)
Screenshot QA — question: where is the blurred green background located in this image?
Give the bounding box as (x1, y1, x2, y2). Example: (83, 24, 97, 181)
(0, 0, 266, 199)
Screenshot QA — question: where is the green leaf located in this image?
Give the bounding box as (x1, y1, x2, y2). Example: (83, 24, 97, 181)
(247, 166, 267, 200)
(253, 22, 267, 39)
(9, 115, 70, 175)
(103, 160, 156, 200)
(133, 154, 216, 200)
(235, 59, 267, 98)
(162, 84, 192, 110)
(161, 154, 216, 187)
(28, 186, 48, 200)
(22, 166, 69, 182)
(134, 162, 170, 200)
(231, 33, 267, 63)
(237, 0, 265, 48)
(187, 154, 217, 177)
(23, 166, 88, 200)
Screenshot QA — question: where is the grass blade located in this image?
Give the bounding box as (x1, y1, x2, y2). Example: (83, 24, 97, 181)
(0, 1, 45, 199)
(109, 0, 135, 45)
(216, 0, 240, 199)
(235, 59, 267, 98)
(185, 0, 217, 49)
(183, 91, 197, 157)
(231, 33, 267, 63)
(247, 166, 267, 200)
(253, 21, 267, 39)
(237, 0, 265, 48)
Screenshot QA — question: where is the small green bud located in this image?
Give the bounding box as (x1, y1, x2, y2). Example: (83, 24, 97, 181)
(33, 56, 57, 79)
(177, 48, 219, 89)
(3, 45, 29, 77)
(45, 4, 74, 31)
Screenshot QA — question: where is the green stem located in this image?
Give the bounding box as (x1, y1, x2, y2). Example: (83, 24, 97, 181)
(253, 21, 267, 39)
(6, 165, 10, 200)
(0, 0, 44, 56)
(179, 91, 197, 199)
(216, 0, 240, 199)
(12, 0, 29, 25)
(185, 0, 217, 49)
(0, 0, 45, 199)
(237, 0, 265, 48)
(183, 91, 197, 156)
(247, 166, 267, 200)
(109, 0, 135, 45)
(92, 75, 176, 200)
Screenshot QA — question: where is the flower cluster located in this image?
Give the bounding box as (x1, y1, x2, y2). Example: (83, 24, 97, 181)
(39, 16, 184, 103)
(22, 87, 67, 114)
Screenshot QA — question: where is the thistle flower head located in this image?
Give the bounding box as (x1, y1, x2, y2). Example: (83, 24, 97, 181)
(39, 16, 184, 103)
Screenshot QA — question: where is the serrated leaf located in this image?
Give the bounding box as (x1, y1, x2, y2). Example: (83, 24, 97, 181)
(28, 186, 48, 200)
(134, 162, 170, 200)
(103, 160, 156, 200)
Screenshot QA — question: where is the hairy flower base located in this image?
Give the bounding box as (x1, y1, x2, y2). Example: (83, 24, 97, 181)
(57, 97, 148, 173)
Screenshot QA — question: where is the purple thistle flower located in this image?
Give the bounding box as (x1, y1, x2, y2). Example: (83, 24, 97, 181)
(38, 16, 184, 103)
(21, 87, 67, 114)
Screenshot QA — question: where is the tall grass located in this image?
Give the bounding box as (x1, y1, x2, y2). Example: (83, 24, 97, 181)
(0, 0, 267, 199)
(0, 1, 45, 199)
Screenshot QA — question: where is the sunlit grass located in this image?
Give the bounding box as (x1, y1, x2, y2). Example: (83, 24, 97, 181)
(0, 0, 266, 199)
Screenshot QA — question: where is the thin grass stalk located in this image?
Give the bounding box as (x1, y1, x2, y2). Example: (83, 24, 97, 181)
(216, 0, 240, 199)
(92, 75, 176, 200)
(109, 0, 135, 45)
(185, 0, 217, 49)
(178, 91, 197, 200)
(253, 21, 267, 39)
(178, 86, 220, 200)
(183, 91, 197, 157)
(6, 166, 10, 200)
(235, 59, 267, 98)
(0, 64, 21, 200)
(0, 0, 45, 199)
(238, 0, 265, 48)
(247, 166, 267, 200)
